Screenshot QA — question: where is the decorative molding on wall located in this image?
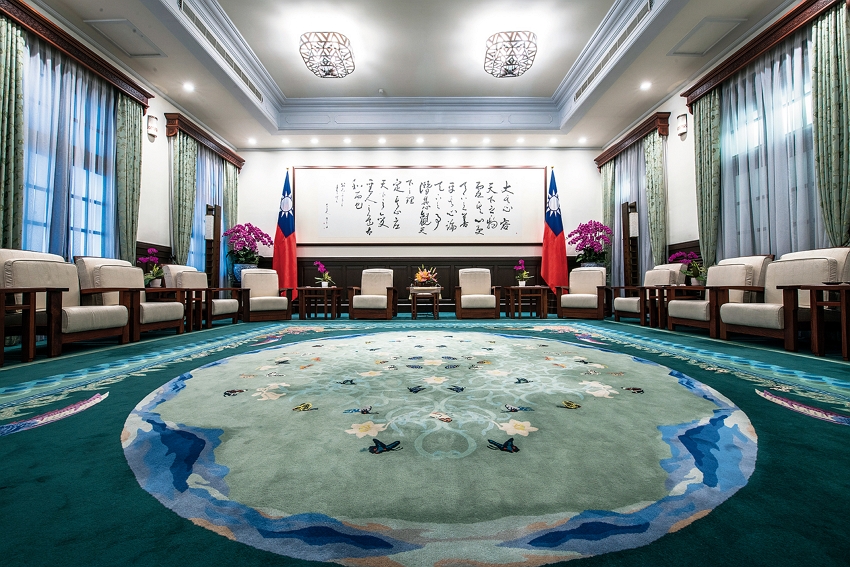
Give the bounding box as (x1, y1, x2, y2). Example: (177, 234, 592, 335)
(0, 0, 153, 108)
(681, 0, 840, 111)
(594, 112, 670, 169)
(165, 113, 246, 170)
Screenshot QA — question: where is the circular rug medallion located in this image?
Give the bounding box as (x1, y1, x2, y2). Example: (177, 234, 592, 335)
(122, 331, 757, 566)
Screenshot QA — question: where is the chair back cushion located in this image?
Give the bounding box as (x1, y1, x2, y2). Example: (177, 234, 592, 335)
(706, 263, 753, 303)
(95, 265, 145, 304)
(719, 255, 772, 286)
(459, 268, 492, 296)
(569, 267, 605, 295)
(0, 249, 64, 286)
(652, 263, 687, 284)
(764, 257, 837, 306)
(176, 271, 209, 289)
(5, 259, 81, 307)
(779, 247, 850, 282)
(361, 269, 393, 296)
(163, 264, 198, 287)
(241, 269, 280, 298)
(643, 268, 677, 286)
(76, 257, 132, 305)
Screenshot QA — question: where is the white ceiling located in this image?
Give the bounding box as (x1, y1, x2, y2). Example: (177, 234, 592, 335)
(33, 0, 795, 150)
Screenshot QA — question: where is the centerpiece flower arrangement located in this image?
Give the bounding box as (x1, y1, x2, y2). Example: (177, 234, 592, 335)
(567, 220, 613, 266)
(222, 223, 274, 265)
(669, 251, 706, 283)
(514, 259, 531, 284)
(413, 265, 439, 287)
(137, 247, 164, 287)
(314, 261, 335, 286)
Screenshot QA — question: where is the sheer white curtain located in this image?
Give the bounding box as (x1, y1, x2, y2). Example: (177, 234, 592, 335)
(611, 142, 651, 286)
(187, 146, 225, 284)
(718, 27, 828, 260)
(22, 38, 117, 259)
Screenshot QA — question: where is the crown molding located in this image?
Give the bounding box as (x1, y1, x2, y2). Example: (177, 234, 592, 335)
(594, 112, 669, 169)
(165, 112, 245, 169)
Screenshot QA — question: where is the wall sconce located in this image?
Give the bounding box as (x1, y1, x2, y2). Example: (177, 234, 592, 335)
(147, 114, 159, 138)
(676, 114, 688, 138)
(628, 211, 639, 237)
(204, 214, 215, 240)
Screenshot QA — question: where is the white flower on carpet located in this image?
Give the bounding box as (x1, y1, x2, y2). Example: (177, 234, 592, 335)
(252, 382, 290, 401)
(487, 369, 509, 376)
(580, 380, 619, 398)
(256, 365, 275, 371)
(423, 359, 443, 366)
(496, 419, 538, 436)
(359, 370, 383, 377)
(423, 376, 447, 384)
(345, 421, 388, 438)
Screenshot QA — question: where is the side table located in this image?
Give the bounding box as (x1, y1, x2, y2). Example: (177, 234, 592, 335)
(408, 286, 441, 319)
(506, 285, 549, 319)
(297, 286, 343, 319)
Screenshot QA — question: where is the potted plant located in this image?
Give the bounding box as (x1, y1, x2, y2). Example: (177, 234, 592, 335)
(222, 223, 274, 283)
(314, 261, 335, 287)
(668, 251, 706, 285)
(412, 265, 439, 288)
(514, 259, 531, 286)
(567, 220, 613, 267)
(137, 248, 165, 287)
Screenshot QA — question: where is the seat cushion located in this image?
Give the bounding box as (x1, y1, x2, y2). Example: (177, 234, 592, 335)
(62, 305, 128, 334)
(721, 303, 784, 330)
(613, 296, 640, 313)
(569, 268, 605, 295)
(139, 301, 184, 324)
(461, 294, 496, 309)
(249, 296, 289, 312)
(210, 298, 239, 315)
(560, 293, 598, 309)
(352, 294, 388, 310)
(668, 299, 709, 321)
(242, 269, 281, 298)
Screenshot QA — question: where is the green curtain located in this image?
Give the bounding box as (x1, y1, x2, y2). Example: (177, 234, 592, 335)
(0, 15, 25, 249)
(601, 161, 615, 283)
(812, 4, 850, 247)
(643, 130, 667, 266)
(171, 131, 198, 265)
(693, 90, 721, 266)
(115, 94, 143, 262)
(223, 161, 238, 231)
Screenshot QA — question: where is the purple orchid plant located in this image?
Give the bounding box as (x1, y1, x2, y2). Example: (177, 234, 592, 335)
(668, 251, 706, 279)
(314, 260, 335, 285)
(137, 247, 164, 283)
(514, 259, 530, 281)
(567, 220, 613, 264)
(222, 223, 274, 264)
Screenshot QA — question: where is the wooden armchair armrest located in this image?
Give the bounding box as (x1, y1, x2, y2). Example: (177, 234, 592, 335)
(348, 286, 361, 292)
(80, 287, 141, 294)
(707, 285, 765, 291)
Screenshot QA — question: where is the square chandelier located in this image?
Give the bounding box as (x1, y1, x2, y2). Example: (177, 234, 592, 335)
(299, 32, 355, 78)
(484, 31, 537, 78)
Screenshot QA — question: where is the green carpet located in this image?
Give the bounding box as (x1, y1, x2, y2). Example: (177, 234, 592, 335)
(1, 319, 848, 566)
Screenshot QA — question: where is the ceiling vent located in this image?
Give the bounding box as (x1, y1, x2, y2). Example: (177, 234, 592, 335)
(574, 0, 652, 102)
(178, 0, 263, 103)
(85, 19, 164, 58)
(668, 18, 746, 57)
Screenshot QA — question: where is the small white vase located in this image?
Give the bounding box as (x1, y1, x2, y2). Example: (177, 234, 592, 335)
(148, 278, 163, 288)
(321, 281, 329, 288)
(518, 280, 526, 287)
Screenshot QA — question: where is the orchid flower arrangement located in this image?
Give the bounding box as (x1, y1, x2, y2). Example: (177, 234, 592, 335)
(314, 261, 335, 285)
(137, 247, 164, 284)
(668, 251, 706, 281)
(414, 265, 439, 287)
(222, 223, 274, 264)
(567, 220, 613, 265)
(514, 259, 531, 281)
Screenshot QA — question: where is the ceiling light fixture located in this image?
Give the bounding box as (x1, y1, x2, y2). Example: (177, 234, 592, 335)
(550, 137, 558, 144)
(483, 137, 490, 144)
(484, 31, 537, 78)
(517, 137, 525, 143)
(248, 138, 256, 145)
(416, 137, 424, 144)
(310, 138, 319, 144)
(450, 137, 458, 144)
(299, 32, 355, 78)
(640, 81, 652, 91)
(183, 82, 194, 92)
(578, 137, 587, 144)
(378, 137, 386, 145)
(282, 138, 290, 144)
(343, 138, 351, 144)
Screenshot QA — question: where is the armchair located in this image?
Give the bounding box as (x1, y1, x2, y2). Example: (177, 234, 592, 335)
(348, 269, 397, 320)
(455, 268, 500, 319)
(556, 267, 606, 319)
(240, 268, 292, 322)
(612, 268, 678, 326)
(172, 269, 240, 329)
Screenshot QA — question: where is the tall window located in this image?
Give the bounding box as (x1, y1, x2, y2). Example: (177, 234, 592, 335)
(718, 27, 827, 259)
(188, 146, 225, 283)
(21, 38, 117, 259)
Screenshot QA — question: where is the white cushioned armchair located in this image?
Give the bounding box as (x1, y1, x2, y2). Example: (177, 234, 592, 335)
(612, 267, 679, 325)
(240, 268, 292, 322)
(556, 267, 606, 319)
(164, 265, 240, 329)
(455, 268, 501, 319)
(348, 268, 397, 320)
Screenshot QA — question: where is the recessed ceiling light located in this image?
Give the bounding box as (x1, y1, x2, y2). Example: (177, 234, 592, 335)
(550, 137, 558, 144)
(248, 138, 256, 145)
(378, 137, 386, 144)
(310, 138, 319, 144)
(183, 82, 194, 92)
(450, 137, 458, 144)
(483, 137, 490, 144)
(640, 81, 652, 91)
(517, 137, 524, 143)
(343, 137, 351, 144)
(416, 137, 424, 144)
(578, 137, 587, 144)
(282, 138, 289, 144)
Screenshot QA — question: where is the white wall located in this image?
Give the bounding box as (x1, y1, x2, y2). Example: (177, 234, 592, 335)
(656, 95, 699, 245)
(237, 148, 602, 258)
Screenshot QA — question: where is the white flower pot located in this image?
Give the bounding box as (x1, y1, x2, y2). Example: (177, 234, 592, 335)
(518, 280, 526, 287)
(148, 278, 163, 288)
(321, 281, 329, 288)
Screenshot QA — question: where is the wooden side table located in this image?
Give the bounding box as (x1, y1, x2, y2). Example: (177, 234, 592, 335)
(506, 285, 549, 319)
(790, 284, 850, 360)
(408, 286, 442, 319)
(2, 287, 67, 365)
(297, 286, 343, 319)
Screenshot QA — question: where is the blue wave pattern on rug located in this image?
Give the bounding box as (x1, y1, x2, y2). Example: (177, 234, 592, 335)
(123, 331, 757, 566)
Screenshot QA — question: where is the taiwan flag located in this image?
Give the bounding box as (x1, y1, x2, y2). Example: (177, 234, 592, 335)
(540, 170, 568, 293)
(272, 171, 298, 300)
